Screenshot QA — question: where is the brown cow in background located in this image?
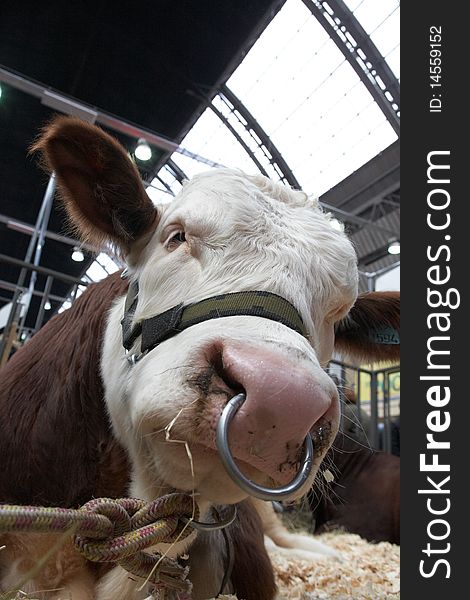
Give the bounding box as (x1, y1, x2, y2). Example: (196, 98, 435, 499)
(310, 428, 400, 545)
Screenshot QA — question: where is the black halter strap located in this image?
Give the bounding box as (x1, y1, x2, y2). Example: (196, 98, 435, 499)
(121, 283, 308, 356)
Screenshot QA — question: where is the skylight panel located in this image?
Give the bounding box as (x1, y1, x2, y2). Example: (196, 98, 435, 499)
(170, 152, 212, 180)
(295, 103, 396, 196)
(227, 0, 314, 99)
(385, 45, 400, 81)
(370, 7, 399, 56)
(165, 0, 399, 197)
(145, 164, 183, 205)
(170, 107, 261, 177)
(347, 0, 399, 35)
(84, 260, 109, 282)
(342, 0, 365, 11)
(226, 0, 397, 196)
(146, 181, 174, 205)
(345, 0, 400, 80)
(57, 251, 122, 313)
(371, 16, 400, 80)
(157, 166, 183, 193)
(95, 252, 120, 275)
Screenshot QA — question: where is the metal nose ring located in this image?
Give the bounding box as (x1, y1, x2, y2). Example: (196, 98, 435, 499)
(215, 393, 314, 501)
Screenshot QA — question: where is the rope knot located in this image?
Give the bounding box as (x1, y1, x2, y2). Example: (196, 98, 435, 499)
(0, 493, 198, 595)
(73, 493, 198, 592)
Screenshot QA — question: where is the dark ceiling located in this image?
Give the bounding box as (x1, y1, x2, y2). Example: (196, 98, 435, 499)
(0, 0, 285, 331)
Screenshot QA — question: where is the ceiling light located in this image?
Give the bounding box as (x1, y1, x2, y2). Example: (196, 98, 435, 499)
(44, 301, 51, 310)
(71, 247, 85, 262)
(135, 138, 152, 161)
(387, 240, 400, 255)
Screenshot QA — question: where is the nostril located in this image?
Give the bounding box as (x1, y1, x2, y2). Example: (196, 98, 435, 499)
(209, 346, 245, 395)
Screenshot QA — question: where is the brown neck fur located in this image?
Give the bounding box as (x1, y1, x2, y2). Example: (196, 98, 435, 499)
(0, 272, 130, 507)
(0, 273, 277, 598)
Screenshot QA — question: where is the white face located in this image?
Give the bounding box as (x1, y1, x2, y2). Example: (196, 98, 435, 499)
(101, 169, 358, 505)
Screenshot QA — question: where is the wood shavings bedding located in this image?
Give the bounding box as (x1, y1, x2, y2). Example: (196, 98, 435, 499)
(214, 531, 400, 600)
(7, 533, 399, 599)
(270, 531, 400, 599)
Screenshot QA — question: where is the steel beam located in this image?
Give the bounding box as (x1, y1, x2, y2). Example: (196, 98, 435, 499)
(0, 279, 71, 304)
(0, 65, 223, 167)
(219, 86, 300, 188)
(0, 174, 56, 356)
(34, 275, 53, 331)
(0, 214, 95, 251)
(303, 0, 400, 134)
(209, 100, 270, 178)
(0, 254, 89, 286)
(166, 159, 188, 186)
(18, 175, 56, 331)
(321, 141, 400, 215)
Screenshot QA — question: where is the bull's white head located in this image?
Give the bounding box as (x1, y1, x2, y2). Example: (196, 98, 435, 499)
(33, 117, 398, 510)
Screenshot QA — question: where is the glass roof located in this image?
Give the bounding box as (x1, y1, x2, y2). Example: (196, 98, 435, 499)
(344, 0, 400, 80)
(146, 166, 181, 205)
(77, 0, 399, 292)
(170, 107, 259, 180)
(57, 251, 121, 312)
(161, 0, 399, 199)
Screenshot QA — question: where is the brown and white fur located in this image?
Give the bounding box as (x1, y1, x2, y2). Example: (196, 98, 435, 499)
(0, 117, 399, 599)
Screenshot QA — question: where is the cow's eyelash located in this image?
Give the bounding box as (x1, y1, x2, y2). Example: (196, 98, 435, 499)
(170, 231, 186, 243)
(165, 230, 187, 249)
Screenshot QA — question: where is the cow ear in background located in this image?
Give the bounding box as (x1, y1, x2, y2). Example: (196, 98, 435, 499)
(30, 116, 159, 254)
(334, 291, 400, 363)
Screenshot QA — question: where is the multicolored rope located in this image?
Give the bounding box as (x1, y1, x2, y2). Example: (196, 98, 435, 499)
(0, 493, 198, 595)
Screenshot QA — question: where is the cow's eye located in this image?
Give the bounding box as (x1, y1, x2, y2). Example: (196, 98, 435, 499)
(167, 230, 186, 250)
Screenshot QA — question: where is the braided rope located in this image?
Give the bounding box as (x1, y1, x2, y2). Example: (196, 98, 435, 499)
(0, 493, 198, 594)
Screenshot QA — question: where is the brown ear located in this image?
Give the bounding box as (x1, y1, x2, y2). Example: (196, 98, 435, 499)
(334, 291, 400, 363)
(31, 116, 158, 253)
